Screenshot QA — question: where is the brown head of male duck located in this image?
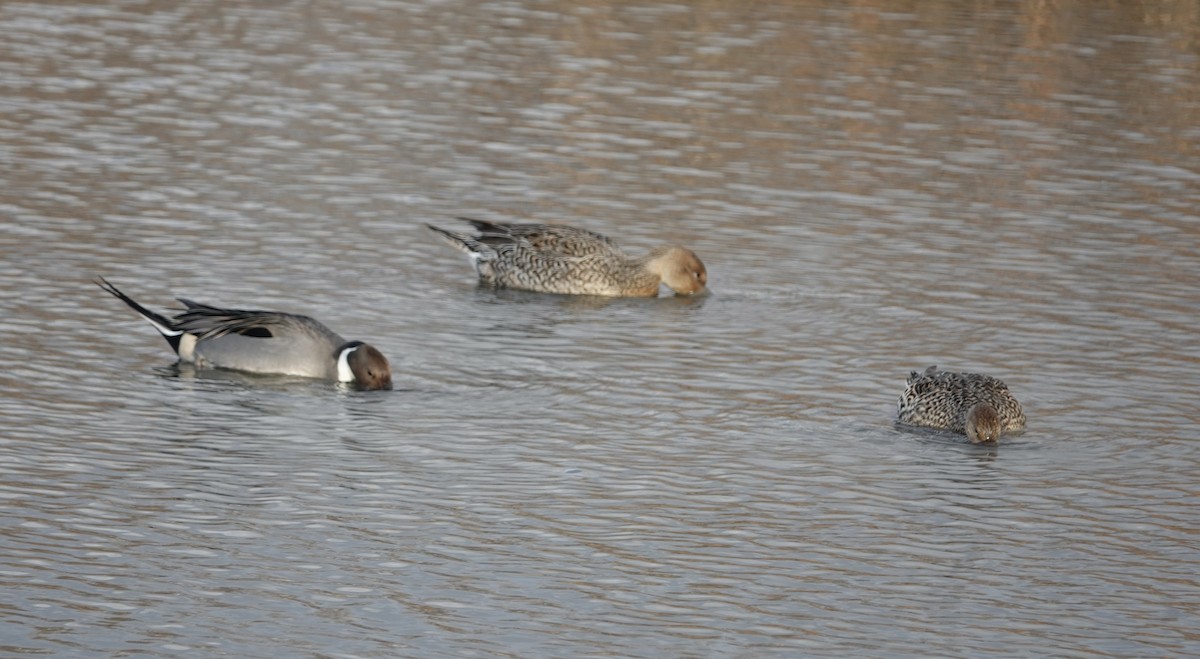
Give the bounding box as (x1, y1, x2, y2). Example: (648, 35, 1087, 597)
(427, 218, 707, 297)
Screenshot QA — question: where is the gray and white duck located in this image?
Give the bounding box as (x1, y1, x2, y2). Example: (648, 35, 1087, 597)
(97, 277, 392, 390)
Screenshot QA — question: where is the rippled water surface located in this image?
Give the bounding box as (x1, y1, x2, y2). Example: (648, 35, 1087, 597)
(2, 0, 1199, 655)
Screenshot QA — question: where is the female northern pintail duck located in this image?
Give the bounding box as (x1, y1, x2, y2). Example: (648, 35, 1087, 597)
(97, 277, 392, 390)
(897, 366, 1025, 443)
(426, 218, 707, 297)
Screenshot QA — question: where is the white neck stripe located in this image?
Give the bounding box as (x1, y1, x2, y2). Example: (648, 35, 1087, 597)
(336, 345, 358, 382)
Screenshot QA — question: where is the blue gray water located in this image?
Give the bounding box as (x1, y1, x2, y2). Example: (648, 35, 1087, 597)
(2, 0, 1198, 656)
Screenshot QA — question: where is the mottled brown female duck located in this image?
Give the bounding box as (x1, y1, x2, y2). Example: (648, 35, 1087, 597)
(427, 218, 707, 297)
(897, 366, 1025, 443)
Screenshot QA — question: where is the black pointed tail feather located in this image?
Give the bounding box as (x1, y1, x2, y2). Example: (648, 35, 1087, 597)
(95, 276, 183, 355)
(426, 223, 485, 254)
(455, 216, 509, 235)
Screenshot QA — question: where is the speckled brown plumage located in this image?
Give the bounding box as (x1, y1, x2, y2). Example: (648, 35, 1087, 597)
(462, 219, 622, 258)
(897, 366, 1025, 443)
(427, 218, 707, 297)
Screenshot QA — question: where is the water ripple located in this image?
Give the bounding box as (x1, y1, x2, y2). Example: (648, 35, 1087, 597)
(1, 0, 1199, 656)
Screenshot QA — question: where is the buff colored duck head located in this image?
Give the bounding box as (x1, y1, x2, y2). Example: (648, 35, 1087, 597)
(965, 402, 1002, 443)
(648, 246, 707, 296)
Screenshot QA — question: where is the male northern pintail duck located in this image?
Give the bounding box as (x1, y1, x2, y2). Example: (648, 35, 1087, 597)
(426, 218, 707, 297)
(897, 366, 1025, 443)
(97, 277, 392, 390)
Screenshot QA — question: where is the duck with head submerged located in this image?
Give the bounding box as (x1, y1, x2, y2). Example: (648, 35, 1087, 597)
(897, 365, 1024, 443)
(426, 218, 707, 297)
(97, 277, 392, 390)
